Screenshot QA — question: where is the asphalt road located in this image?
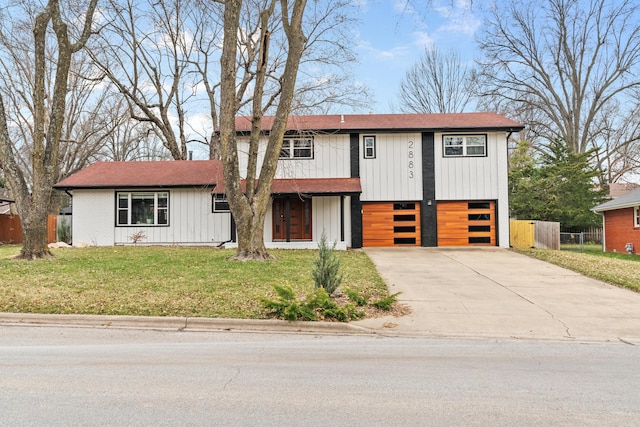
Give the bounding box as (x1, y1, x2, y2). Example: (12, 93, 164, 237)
(1, 326, 639, 426)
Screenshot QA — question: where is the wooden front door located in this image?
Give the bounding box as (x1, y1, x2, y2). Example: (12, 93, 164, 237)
(272, 197, 312, 241)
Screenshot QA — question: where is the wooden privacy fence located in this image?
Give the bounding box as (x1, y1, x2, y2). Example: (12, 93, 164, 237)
(0, 214, 58, 244)
(510, 220, 560, 250)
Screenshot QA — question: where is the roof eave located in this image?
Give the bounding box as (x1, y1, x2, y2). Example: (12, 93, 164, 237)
(236, 126, 524, 135)
(271, 191, 361, 196)
(53, 184, 216, 190)
(592, 202, 639, 213)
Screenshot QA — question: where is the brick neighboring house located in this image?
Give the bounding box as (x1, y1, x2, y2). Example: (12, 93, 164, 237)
(592, 188, 640, 254)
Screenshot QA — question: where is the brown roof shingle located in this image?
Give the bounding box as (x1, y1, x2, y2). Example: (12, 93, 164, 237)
(54, 161, 361, 195)
(235, 112, 524, 133)
(54, 160, 223, 189)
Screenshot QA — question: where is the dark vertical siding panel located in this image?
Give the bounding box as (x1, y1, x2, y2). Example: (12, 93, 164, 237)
(350, 133, 363, 248)
(421, 132, 437, 247)
(350, 133, 360, 178)
(350, 195, 362, 248)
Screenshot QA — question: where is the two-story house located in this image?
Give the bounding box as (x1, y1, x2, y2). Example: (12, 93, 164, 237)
(54, 113, 523, 248)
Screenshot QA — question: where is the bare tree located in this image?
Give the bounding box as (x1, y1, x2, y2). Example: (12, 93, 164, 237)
(87, 0, 210, 160)
(99, 96, 172, 162)
(219, 0, 308, 260)
(54, 54, 121, 180)
(477, 0, 640, 171)
(0, 0, 98, 259)
(595, 98, 640, 183)
(287, 0, 371, 114)
(399, 47, 478, 113)
(0, 36, 113, 184)
(188, 0, 368, 160)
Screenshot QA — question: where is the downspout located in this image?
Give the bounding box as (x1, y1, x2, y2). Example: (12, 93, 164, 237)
(600, 213, 606, 252)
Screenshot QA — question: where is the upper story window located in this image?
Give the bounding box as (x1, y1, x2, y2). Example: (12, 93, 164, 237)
(279, 137, 313, 159)
(443, 135, 487, 157)
(363, 136, 376, 159)
(212, 194, 230, 213)
(117, 192, 168, 226)
(634, 206, 639, 228)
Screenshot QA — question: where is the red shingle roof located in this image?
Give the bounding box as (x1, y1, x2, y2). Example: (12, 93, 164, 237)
(235, 112, 524, 133)
(54, 161, 361, 195)
(212, 177, 361, 195)
(54, 160, 223, 189)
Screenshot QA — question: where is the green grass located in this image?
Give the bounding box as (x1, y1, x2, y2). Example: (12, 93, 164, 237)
(517, 248, 640, 292)
(561, 243, 640, 261)
(560, 243, 604, 254)
(0, 245, 388, 318)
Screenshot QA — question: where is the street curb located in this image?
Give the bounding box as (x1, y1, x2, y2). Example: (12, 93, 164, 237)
(0, 312, 376, 335)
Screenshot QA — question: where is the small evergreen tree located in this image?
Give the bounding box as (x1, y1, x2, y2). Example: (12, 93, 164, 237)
(311, 231, 343, 296)
(509, 139, 607, 229)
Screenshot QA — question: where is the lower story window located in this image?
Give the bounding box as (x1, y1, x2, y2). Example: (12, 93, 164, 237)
(213, 194, 230, 213)
(635, 206, 639, 228)
(117, 192, 168, 226)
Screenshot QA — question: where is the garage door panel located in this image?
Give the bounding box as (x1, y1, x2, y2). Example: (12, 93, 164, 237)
(363, 202, 421, 247)
(437, 201, 496, 246)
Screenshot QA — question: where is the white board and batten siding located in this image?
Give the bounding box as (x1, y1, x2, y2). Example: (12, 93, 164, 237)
(359, 133, 423, 202)
(312, 196, 351, 247)
(72, 189, 116, 246)
(72, 188, 231, 246)
(434, 131, 510, 248)
(236, 134, 351, 179)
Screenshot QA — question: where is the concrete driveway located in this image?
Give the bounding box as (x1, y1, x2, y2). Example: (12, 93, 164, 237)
(356, 247, 640, 343)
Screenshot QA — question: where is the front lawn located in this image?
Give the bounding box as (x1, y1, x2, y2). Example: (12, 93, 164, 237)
(516, 248, 640, 292)
(0, 245, 388, 318)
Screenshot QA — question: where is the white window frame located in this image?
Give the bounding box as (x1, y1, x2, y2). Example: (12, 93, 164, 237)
(634, 206, 639, 228)
(363, 136, 376, 159)
(443, 134, 487, 157)
(279, 137, 314, 160)
(116, 191, 169, 226)
(212, 194, 231, 213)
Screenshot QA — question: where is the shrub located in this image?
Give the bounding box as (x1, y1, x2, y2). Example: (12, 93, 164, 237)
(261, 285, 317, 321)
(129, 230, 146, 245)
(344, 288, 367, 306)
(311, 231, 343, 295)
(261, 285, 364, 322)
(370, 292, 401, 311)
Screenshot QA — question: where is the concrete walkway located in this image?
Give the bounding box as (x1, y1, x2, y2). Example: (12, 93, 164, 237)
(356, 247, 640, 343)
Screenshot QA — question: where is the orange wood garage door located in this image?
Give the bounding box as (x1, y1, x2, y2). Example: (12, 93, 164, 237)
(363, 202, 421, 247)
(437, 201, 496, 246)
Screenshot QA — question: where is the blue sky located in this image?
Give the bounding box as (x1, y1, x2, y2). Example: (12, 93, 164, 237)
(352, 0, 481, 113)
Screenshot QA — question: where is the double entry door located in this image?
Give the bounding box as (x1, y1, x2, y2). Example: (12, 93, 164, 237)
(272, 197, 312, 241)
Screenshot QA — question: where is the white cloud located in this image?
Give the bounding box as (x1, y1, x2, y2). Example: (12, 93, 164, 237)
(413, 31, 436, 50)
(357, 39, 410, 62)
(358, 40, 409, 61)
(433, 0, 482, 36)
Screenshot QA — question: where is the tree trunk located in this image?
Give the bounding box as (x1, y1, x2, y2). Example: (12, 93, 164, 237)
(232, 211, 270, 261)
(19, 209, 51, 259)
(0, 0, 97, 260)
(219, 0, 307, 261)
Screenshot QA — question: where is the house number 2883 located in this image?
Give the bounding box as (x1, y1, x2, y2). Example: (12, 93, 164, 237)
(408, 140, 415, 179)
